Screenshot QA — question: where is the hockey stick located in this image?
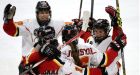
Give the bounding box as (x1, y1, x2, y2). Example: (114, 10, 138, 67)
(20, 11, 90, 75)
(116, 0, 126, 75)
(58, 0, 85, 47)
(121, 48, 126, 75)
(56, 26, 64, 38)
(79, 0, 83, 19)
(61, 11, 90, 47)
(90, 0, 94, 18)
(20, 57, 47, 75)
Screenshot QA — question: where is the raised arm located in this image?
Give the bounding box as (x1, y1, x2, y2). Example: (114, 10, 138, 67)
(3, 4, 19, 36)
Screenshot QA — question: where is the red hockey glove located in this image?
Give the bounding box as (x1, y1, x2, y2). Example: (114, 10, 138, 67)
(105, 6, 119, 27)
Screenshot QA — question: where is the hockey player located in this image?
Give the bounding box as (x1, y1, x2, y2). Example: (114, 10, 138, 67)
(60, 20, 127, 75)
(19, 26, 63, 74)
(91, 19, 111, 53)
(85, 6, 126, 75)
(3, 1, 64, 57)
(20, 23, 127, 75)
(60, 22, 96, 68)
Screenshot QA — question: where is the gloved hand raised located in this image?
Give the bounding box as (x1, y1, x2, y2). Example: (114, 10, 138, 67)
(3, 4, 16, 22)
(105, 6, 121, 27)
(88, 17, 96, 29)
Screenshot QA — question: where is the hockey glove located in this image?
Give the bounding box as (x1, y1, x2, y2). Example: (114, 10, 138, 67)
(105, 6, 121, 27)
(72, 19, 81, 25)
(40, 44, 61, 60)
(19, 62, 34, 74)
(3, 4, 16, 23)
(88, 17, 96, 30)
(33, 41, 44, 52)
(110, 33, 127, 51)
(72, 19, 82, 32)
(50, 39, 59, 47)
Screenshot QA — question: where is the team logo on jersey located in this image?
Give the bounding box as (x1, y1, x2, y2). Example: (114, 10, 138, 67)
(67, 48, 96, 57)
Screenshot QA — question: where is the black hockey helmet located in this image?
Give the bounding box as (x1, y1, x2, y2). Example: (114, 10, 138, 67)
(36, 1, 52, 26)
(88, 17, 96, 29)
(62, 22, 78, 45)
(93, 19, 110, 33)
(36, 1, 51, 13)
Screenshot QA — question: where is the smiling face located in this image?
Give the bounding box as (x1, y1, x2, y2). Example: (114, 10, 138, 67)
(93, 19, 110, 43)
(37, 10, 50, 22)
(94, 28, 108, 40)
(93, 28, 108, 44)
(36, 1, 51, 26)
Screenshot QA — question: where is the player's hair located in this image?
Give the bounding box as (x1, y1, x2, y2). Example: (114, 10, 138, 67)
(69, 43, 82, 67)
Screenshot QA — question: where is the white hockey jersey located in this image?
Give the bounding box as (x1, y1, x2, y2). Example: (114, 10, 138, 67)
(89, 36, 121, 75)
(60, 38, 99, 68)
(59, 37, 122, 75)
(4, 18, 64, 56)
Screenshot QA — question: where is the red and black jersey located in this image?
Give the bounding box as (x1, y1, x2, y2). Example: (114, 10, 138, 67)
(24, 50, 63, 74)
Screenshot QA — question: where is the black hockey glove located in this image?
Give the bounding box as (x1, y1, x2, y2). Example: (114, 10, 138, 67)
(33, 40, 45, 51)
(88, 17, 96, 30)
(3, 4, 16, 23)
(50, 39, 59, 47)
(110, 34, 127, 51)
(40, 44, 61, 60)
(72, 19, 82, 31)
(19, 62, 34, 74)
(105, 6, 121, 27)
(18, 62, 25, 74)
(72, 19, 81, 25)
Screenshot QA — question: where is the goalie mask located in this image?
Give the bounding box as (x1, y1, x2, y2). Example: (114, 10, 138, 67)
(62, 22, 78, 45)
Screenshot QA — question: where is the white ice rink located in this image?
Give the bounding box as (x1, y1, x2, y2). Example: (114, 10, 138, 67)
(0, 0, 139, 75)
